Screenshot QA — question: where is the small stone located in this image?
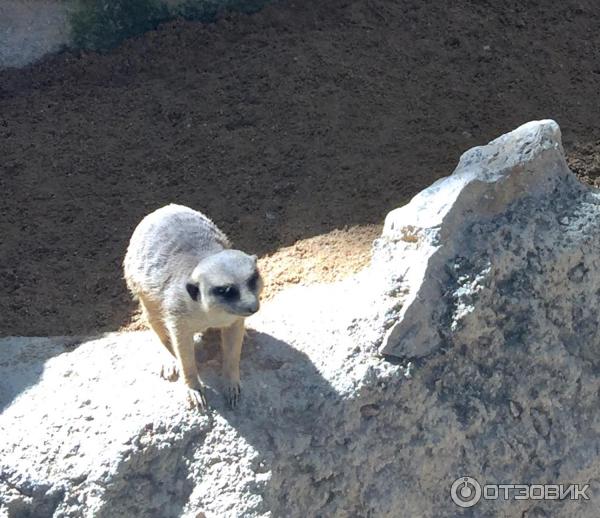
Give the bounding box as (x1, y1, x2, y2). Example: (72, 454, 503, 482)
(509, 400, 522, 418)
(360, 404, 380, 418)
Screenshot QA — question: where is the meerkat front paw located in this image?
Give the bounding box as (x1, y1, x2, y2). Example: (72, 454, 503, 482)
(225, 381, 241, 409)
(186, 386, 209, 411)
(159, 363, 180, 382)
(184, 376, 209, 411)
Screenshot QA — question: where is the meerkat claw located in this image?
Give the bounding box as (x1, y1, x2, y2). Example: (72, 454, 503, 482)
(160, 363, 180, 382)
(226, 382, 241, 409)
(187, 386, 209, 411)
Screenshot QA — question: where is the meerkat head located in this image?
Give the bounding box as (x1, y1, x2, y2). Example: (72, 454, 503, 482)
(186, 250, 263, 318)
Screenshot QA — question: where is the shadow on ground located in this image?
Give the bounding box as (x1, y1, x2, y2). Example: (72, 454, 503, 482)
(0, 336, 86, 412)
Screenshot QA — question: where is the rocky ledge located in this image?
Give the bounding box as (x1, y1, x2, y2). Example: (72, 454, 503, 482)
(2, 120, 599, 517)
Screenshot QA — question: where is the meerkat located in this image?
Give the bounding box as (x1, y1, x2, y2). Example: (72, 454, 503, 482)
(123, 204, 263, 410)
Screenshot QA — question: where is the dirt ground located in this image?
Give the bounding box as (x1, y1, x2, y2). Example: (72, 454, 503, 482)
(2, 0, 600, 336)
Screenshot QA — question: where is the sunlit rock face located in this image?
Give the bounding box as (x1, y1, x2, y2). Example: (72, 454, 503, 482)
(376, 119, 588, 358)
(2, 121, 600, 517)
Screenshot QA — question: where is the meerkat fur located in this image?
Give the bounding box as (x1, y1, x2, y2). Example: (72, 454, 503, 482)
(124, 204, 263, 410)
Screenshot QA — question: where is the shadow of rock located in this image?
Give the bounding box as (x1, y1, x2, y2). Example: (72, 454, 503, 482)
(0, 335, 86, 412)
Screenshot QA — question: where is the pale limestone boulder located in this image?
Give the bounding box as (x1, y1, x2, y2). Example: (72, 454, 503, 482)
(376, 119, 584, 358)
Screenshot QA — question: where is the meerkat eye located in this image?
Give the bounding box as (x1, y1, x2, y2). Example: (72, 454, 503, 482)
(212, 285, 239, 300)
(186, 283, 200, 301)
(248, 271, 259, 291)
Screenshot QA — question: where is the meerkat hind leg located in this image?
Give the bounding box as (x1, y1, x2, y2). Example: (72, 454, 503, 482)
(139, 295, 175, 355)
(169, 324, 208, 411)
(220, 319, 245, 408)
(138, 295, 180, 382)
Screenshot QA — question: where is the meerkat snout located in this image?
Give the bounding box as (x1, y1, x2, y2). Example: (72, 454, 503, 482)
(189, 249, 264, 318)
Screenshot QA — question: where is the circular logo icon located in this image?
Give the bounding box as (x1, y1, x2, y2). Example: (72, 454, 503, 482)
(451, 476, 482, 508)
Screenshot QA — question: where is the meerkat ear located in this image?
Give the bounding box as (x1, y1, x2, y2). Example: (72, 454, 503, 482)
(186, 282, 200, 301)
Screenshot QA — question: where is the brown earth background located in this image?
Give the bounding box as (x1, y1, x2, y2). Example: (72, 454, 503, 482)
(1, 0, 600, 336)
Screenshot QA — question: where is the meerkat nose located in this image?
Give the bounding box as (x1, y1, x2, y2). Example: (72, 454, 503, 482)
(245, 301, 259, 315)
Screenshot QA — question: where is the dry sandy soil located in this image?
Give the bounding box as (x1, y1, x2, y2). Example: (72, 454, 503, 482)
(2, 0, 600, 336)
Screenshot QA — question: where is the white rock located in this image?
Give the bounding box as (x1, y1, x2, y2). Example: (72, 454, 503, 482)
(376, 119, 584, 357)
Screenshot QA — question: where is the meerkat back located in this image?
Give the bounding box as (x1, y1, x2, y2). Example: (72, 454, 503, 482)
(124, 204, 230, 296)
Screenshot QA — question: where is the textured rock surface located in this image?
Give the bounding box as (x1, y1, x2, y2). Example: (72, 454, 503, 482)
(378, 119, 586, 358)
(2, 120, 600, 517)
